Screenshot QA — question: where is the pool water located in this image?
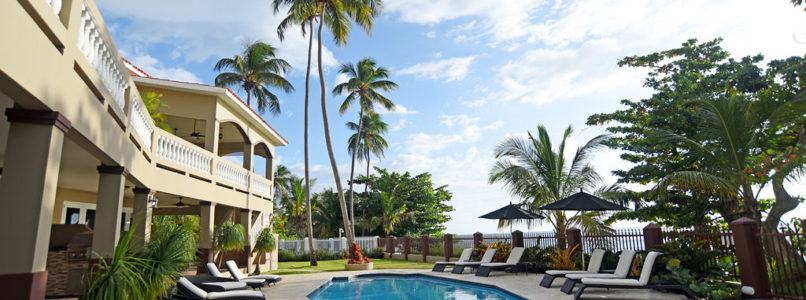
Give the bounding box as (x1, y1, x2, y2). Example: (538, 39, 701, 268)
(308, 275, 523, 300)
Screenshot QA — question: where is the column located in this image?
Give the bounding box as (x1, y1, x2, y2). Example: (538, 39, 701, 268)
(240, 209, 254, 274)
(643, 223, 663, 250)
(512, 230, 524, 247)
(444, 234, 454, 261)
(204, 119, 219, 153)
(91, 165, 127, 258)
(421, 234, 429, 262)
(197, 202, 216, 273)
(566, 227, 581, 254)
(404, 236, 411, 261)
(132, 187, 154, 249)
(473, 232, 483, 248)
(0, 109, 70, 300)
(731, 217, 772, 298)
(243, 143, 253, 171)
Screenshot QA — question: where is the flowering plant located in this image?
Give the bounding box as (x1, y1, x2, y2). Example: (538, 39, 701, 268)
(347, 242, 371, 264)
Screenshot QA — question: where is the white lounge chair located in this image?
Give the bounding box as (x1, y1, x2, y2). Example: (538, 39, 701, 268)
(206, 263, 266, 289)
(451, 248, 497, 274)
(574, 251, 696, 300)
(475, 247, 526, 277)
(560, 249, 636, 294)
(432, 248, 473, 272)
(539, 248, 606, 288)
(225, 260, 282, 286)
(176, 277, 265, 300)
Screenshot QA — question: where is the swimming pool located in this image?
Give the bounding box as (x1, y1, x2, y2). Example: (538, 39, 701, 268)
(308, 274, 525, 300)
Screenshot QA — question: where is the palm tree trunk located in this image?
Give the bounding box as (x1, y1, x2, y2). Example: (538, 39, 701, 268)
(304, 20, 318, 267)
(317, 8, 355, 248)
(245, 87, 251, 107)
(365, 153, 370, 194)
(348, 106, 365, 237)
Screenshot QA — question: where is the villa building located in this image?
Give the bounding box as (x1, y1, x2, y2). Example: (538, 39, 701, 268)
(0, 0, 282, 298)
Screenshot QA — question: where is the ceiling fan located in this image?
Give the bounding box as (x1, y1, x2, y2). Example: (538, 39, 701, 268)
(189, 120, 205, 140)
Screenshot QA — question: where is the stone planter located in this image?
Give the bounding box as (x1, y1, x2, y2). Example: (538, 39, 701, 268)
(344, 262, 374, 271)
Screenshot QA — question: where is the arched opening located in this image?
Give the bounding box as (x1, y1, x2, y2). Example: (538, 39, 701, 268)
(217, 121, 251, 169)
(253, 142, 273, 179)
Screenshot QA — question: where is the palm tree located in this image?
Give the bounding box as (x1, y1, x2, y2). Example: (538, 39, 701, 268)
(313, 0, 382, 248)
(273, 165, 293, 203)
(334, 58, 397, 235)
(312, 188, 344, 237)
(489, 125, 609, 246)
(369, 184, 409, 236)
(213, 222, 245, 267)
(214, 41, 294, 115)
(273, 0, 320, 266)
(346, 112, 389, 194)
(283, 177, 315, 236)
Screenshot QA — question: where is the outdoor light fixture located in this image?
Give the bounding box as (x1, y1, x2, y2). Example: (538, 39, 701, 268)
(176, 196, 186, 208)
(148, 194, 158, 208)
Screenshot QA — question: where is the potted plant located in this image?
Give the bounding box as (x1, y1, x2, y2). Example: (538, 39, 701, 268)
(344, 242, 373, 271)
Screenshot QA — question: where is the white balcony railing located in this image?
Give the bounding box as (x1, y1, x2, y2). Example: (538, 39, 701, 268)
(129, 96, 154, 149)
(251, 175, 272, 196)
(77, 3, 128, 111)
(216, 159, 249, 188)
(45, 0, 62, 16)
(155, 133, 212, 174)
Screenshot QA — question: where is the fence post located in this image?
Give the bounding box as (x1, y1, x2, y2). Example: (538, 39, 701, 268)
(730, 217, 771, 298)
(643, 223, 663, 250)
(421, 234, 429, 262)
(387, 235, 395, 256)
(473, 232, 483, 248)
(444, 234, 453, 261)
(404, 236, 411, 261)
(566, 227, 581, 254)
(512, 230, 524, 247)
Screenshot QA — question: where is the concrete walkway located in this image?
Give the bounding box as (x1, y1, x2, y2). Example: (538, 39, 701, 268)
(261, 269, 689, 300)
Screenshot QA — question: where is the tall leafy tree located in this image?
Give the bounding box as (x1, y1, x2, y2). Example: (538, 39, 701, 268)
(312, 188, 345, 237)
(334, 58, 397, 236)
(313, 0, 382, 248)
(489, 125, 610, 245)
(273, 0, 320, 265)
(214, 41, 294, 114)
(589, 39, 806, 229)
(142, 91, 170, 131)
(346, 112, 389, 194)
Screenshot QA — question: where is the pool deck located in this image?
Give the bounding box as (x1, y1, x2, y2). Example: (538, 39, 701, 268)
(261, 269, 689, 300)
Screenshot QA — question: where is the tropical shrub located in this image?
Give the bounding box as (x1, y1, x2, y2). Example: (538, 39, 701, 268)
(315, 249, 337, 260)
(489, 241, 512, 262)
(366, 247, 385, 259)
(522, 246, 554, 273)
(470, 242, 489, 261)
(213, 222, 245, 266)
(548, 244, 579, 270)
(252, 228, 277, 274)
(657, 259, 740, 300)
(81, 229, 149, 300)
(653, 237, 731, 280)
(141, 221, 196, 299)
(278, 250, 297, 262)
(347, 242, 371, 264)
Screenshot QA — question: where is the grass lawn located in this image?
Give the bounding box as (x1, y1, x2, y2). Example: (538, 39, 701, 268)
(265, 259, 433, 275)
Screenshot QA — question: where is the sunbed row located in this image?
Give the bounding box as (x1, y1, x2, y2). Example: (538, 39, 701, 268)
(172, 260, 282, 300)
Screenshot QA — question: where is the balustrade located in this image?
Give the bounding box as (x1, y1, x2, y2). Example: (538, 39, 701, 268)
(251, 175, 272, 196)
(129, 97, 154, 149)
(155, 133, 212, 174)
(77, 4, 128, 111)
(45, 0, 62, 17)
(216, 160, 249, 188)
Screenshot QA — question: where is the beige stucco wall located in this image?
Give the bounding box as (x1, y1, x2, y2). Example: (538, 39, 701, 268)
(52, 187, 134, 224)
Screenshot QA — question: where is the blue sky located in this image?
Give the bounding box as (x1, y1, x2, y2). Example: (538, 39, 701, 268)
(98, 0, 806, 234)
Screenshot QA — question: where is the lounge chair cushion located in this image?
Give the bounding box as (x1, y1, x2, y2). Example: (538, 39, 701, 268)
(197, 281, 248, 292)
(582, 278, 643, 286)
(453, 248, 496, 266)
(565, 249, 636, 280)
(545, 270, 593, 275)
(452, 261, 482, 266)
(206, 263, 224, 278)
(435, 248, 473, 265)
(505, 247, 525, 264)
(206, 290, 266, 300)
(178, 277, 209, 298)
(225, 260, 282, 283)
(565, 273, 619, 280)
(478, 262, 512, 268)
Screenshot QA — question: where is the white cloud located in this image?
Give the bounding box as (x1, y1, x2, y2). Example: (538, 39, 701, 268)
(96, 0, 338, 74)
(433, 52, 443, 58)
(385, 0, 542, 42)
(333, 73, 350, 88)
(398, 56, 475, 82)
(391, 119, 408, 131)
(425, 30, 437, 39)
(440, 114, 503, 142)
(377, 104, 419, 115)
(129, 55, 202, 83)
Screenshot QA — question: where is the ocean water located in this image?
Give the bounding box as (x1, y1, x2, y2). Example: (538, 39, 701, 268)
(308, 275, 523, 300)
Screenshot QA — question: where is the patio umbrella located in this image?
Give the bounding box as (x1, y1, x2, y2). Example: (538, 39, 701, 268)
(479, 202, 545, 235)
(539, 189, 628, 270)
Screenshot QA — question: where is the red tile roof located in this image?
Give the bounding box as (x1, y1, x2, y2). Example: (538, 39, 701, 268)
(121, 57, 152, 78)
(123, 58, 288, 145)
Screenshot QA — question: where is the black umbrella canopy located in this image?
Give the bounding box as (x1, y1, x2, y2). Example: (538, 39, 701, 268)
(540, 190, 628, 211)
(480, 203, 545, 220)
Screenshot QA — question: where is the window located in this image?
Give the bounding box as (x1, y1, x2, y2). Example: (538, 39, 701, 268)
(61, 201, 132, 231)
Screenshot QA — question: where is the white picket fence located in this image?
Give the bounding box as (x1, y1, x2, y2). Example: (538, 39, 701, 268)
(279, 236, 379, 254)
